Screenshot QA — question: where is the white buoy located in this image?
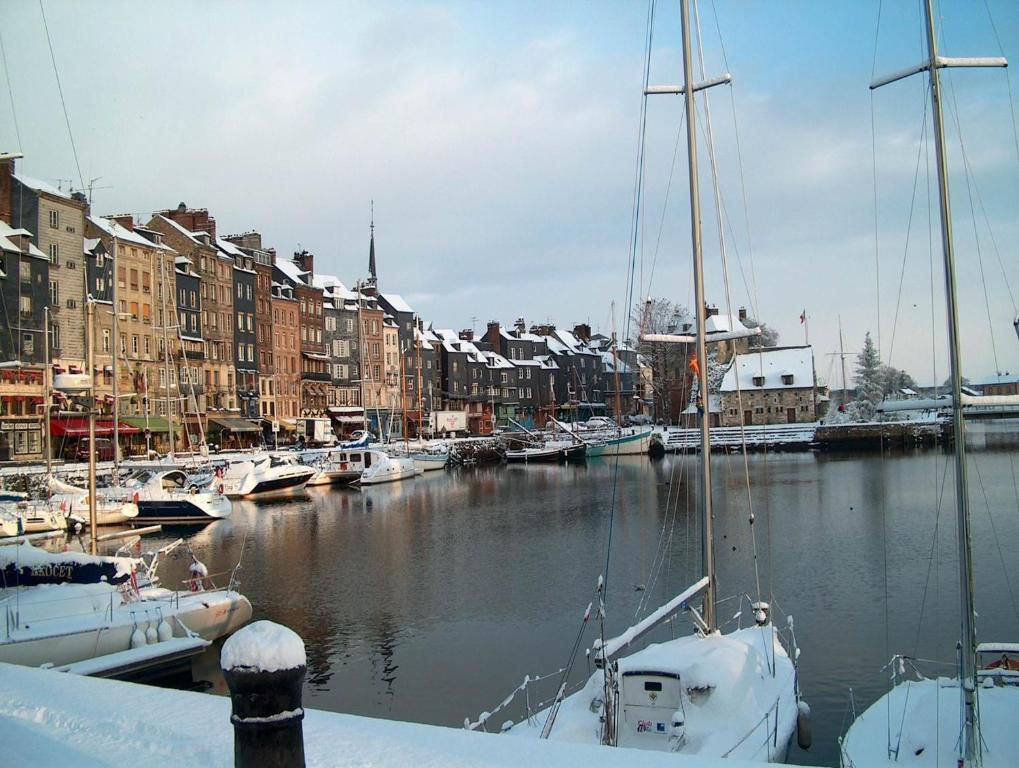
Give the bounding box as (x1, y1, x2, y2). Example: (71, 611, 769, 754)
(144, 611, 158, 645)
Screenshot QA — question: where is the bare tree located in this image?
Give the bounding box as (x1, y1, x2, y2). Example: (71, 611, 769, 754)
(630, 298, 692, 424)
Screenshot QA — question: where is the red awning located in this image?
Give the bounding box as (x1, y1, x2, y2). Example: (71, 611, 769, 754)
(50, 418, 142, 437)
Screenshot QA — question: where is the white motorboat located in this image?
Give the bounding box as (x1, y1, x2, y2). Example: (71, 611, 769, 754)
(0, 540, 252, 673)
(216, 455, 316, 500)
(0, 503, 70, 537)
(110, 469, 231, 524)
(356, 451, 416, 486)
(410, 449, 449, 473)
(841, 3, 1018, 765)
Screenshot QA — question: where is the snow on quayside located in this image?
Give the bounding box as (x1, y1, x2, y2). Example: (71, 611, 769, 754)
(0, 662, 827, 768)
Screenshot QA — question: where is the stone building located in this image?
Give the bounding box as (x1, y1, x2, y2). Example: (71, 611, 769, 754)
(718, 345, 818, 426)
(275, 252, 328, 416)
(10, 174, 87, 369)
(224, 231, 277, 431)
(148, 207, 235, 419)
(219, 238, 258, 420)
(314, 275, 362, 435)
(270, 281, 300, 425)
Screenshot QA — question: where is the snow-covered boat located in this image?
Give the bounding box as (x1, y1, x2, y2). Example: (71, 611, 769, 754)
(0, 541, 252, 672)
(356, 453, 416, 486)
(841, 5, 1016, 766)
(216, 455, 316, 500)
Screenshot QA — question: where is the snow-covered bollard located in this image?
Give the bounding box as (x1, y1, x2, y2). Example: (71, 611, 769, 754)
(221, 621, 308, 768)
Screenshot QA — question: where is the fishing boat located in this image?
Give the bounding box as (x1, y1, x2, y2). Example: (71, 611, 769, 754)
(840, 3, 1017, 765)
(484, 2, 806, 759)
(504, 440, 587, 464)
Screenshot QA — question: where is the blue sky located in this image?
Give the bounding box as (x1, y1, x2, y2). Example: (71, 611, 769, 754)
(2, 0, 1017, 386)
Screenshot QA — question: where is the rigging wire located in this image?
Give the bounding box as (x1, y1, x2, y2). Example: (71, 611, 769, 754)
(979, 0, 1019, 167)
(0, 31, 23, 150)
(869, 1, 885, 362)
(38, 0, 84, 192)
(970, 459, 1019, 626)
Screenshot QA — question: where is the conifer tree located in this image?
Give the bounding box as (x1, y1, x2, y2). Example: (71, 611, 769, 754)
(853, 332, 884, 420)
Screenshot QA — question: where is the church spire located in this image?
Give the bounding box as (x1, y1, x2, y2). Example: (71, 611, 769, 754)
(367, 199, 377, 288)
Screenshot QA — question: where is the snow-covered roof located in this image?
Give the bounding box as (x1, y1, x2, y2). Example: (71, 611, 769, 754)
(83, 237, 100, 254)
(483, 351, 514, 369)
(381, 293, 414, 314)
(441, 335, 486, 363)
(511, 358, 542, 367)
(275, 258, 309, 286)
(90, 214, 176, 252)
(151, 214, 202, 245)
(0, 220, 46, 259)
(13, 174, 73, 200)
(215, 236, 246, 259)
(719, 346, 814, 392)
(313, 273, 358, 300)
(599, 351, 631, 374)
(412, 327, 434, 351)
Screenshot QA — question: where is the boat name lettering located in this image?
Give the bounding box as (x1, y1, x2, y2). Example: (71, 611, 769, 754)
(30, 564, 78, 579)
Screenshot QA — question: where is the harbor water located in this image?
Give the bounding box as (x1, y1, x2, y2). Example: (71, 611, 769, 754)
(144, 422, 1019, 767)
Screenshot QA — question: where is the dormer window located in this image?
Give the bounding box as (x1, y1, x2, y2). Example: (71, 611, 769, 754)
(752, 375, 765, 387)
(781, 374, 794, 385)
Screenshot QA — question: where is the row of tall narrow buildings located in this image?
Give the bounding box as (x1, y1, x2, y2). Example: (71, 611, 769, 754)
(0, 154, 642, 461)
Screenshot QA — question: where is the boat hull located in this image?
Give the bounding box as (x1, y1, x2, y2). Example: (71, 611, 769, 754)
(133, 496, 231, 524)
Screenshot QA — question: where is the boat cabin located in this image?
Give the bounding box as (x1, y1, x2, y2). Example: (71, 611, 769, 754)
(616, 670, 685, 751)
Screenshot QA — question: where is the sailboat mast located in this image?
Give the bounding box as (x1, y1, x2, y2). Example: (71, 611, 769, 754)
(838, 315, 848, 407)
(111, 233, 120, 482)
(86, 299, 98, 554)
(922, 0, 978, 759)
(680, 0, 716, 632)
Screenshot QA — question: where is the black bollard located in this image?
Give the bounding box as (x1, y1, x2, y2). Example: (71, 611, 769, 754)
(221, 621, 307, 768)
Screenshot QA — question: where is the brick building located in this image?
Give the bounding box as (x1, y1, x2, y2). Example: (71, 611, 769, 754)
(718, 345, 818, 426)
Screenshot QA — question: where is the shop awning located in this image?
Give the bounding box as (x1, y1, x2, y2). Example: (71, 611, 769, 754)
(50, 418, 142, 437)
(120, 416, 178, 434)
(207, 415, 261, 433)
(302, 352, 330, 361)
(263, 419, 297, 431)
(334, 416, 365, 424)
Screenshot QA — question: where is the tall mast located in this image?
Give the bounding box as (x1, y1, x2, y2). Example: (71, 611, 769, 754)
(158, 252, 176, 459)
(923, 0, 978, 759)
(111, 233, 120, 482)
(610, 303, 623, 426)
(869, 4, 1006, 762)
(680, 0, 716, 632)
(838, 315, 848, 407)
(43, 307, 52, 475)
(86, 299, 98, 554)
(415, 316, 423, 434)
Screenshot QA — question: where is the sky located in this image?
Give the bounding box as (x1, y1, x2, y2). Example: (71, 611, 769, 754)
(2, 0, 1017, 387)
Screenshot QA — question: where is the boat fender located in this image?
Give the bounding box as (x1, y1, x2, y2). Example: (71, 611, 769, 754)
(145, 617, 158, 645)
(218, 484, 225, 495)
(133, 492, 140, 504)
(157, 609, 173, 642)
(130, 623, 146, 649)
(670, 711, 687, 748)
(188, 559, 209, 592)
(796, 700, 812, 750)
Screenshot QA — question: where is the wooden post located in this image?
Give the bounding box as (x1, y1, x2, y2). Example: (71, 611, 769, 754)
(222, 621, 307, 768)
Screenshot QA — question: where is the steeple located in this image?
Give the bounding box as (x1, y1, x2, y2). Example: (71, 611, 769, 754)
(366, 199, 378, 292)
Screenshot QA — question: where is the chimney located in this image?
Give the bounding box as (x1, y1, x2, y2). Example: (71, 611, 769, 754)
(484, 321, 500, 346)
(705, 303, 719, 318)
(0, 152, 21, 224)
(109, 214, 134, 231)
(268, 247, 277, 266)
(293, 250, 314, 279)
(514, 317, 526, 336)
(160, 204, 216, 240)
(459, 329, 474, 342)
(573, 323, 591, 343)
(738, 306, 747, 322)
(531, 323, 556, 337)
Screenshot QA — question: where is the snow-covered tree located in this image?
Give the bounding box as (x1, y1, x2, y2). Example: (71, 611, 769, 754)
(853, 332, 884, 421)
(881, 365, 916, 395)
(744, 317, 779, 348)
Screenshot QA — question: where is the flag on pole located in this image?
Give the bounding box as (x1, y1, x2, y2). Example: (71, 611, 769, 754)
(799, 309, 807, 324)
(688, 354, 700, 376)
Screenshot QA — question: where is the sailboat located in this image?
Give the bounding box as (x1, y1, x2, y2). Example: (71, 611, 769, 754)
(840, 3, 1017, 766)
(494, 1, 806, 760)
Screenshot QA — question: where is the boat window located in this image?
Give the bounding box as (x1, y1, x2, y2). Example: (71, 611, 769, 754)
(364, 453, 371, 468)
(644, 681, 663, 692)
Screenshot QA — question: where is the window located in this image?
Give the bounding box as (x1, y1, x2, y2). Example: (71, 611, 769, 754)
(144, 336, 151, 357)
(131, 335, 139, 355)
(130, 269, 139, 291)
(48, 210, 59, 228)
(19, 295, 31, 315)
(142, 272, 151, 292)
(246, 284, 252, 300)
(130, 301, 139, 319)
(345, 319, 354, 333)
(49, 280, 59, 304)
(752, 375, 765, 387)
(103, 329, 111, 353)
(22, 333, 34, 357)
(238, 312, 244, 330)
(48, 243, 59, 262)
(190, 290, 196, 307)
(782, 374, 794, 385)
(237, 283, 243, 299)
(49, 322, 60, 350)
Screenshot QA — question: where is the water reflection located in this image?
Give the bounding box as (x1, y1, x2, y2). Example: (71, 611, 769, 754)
(131, 423, 1019, 767)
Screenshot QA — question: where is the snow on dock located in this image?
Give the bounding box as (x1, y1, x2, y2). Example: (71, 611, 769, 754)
(655, 423, 818, 452)
(0, 662, 821, 767)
